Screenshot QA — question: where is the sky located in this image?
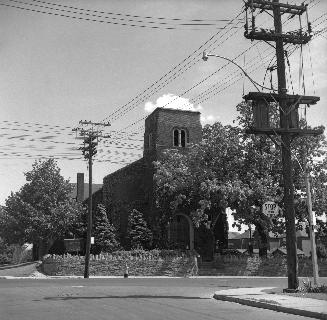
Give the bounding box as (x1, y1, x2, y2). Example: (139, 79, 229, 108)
(0, 0, 326, 229)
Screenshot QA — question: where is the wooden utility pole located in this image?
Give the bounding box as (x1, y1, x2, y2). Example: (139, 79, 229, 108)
(273, 0, 298, 290)
(243, 0, 323, 290)
(305, 171, 319, 285)
(73, 121, 110, 279)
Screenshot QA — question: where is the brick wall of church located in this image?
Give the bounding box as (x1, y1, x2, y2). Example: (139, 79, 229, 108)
(102, 158, 153, 245)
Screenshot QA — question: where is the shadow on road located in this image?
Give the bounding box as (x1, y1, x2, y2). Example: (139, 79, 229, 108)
(44, 295, 212, 301)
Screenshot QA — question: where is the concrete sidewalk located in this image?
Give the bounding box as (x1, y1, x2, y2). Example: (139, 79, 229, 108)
(214, 287, 327, 320)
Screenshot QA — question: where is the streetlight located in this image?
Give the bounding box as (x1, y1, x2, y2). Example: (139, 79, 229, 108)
(202, 51, 275, 92)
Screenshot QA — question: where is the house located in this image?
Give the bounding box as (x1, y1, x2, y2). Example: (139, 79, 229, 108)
(90, 107, 228, 260)
(269, 226, 311, 257)
(228, 226, 311, 257)
(228, 230, 256, 250)
(271, 246, 305, 258)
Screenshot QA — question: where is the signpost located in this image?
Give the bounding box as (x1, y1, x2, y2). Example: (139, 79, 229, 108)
(262, 201, 280, 218)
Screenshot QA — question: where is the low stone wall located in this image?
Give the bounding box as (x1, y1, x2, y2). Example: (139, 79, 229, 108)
(211, 255, 327, 277)
(41, 251, 327, 277)
(41, 250, 196, 277)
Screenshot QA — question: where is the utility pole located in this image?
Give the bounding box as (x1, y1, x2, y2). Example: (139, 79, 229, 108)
(273, 0, 298, 290)
(243, 0, 323, 290)
(73, 121, 110, 279)
(305, 171, 319, 285)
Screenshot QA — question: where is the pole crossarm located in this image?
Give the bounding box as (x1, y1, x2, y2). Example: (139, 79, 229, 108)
(245, 127, 324, 136)
(245, 0, 307, 15)
(244, 31, 311, 45)
(243, 92, 320, 105)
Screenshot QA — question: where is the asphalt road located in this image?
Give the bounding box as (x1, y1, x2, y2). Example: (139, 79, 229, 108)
(0, 278, 318, 320)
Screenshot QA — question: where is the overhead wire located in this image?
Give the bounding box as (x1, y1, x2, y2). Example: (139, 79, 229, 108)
(1, 0, 241, 30)
(118, 2, 304, 132)
(1, 0, 326, 168)
(29, 0, 239, 23)
(100, 11, 245, 124)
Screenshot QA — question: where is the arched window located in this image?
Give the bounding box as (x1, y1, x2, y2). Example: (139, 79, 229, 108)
(173, 129, 187, 147)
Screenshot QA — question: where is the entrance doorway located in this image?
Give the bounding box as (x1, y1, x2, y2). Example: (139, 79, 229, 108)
(168, 213, 194, 250)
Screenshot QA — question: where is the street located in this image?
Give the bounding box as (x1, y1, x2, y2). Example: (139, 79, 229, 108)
(0, 277, 319, 320)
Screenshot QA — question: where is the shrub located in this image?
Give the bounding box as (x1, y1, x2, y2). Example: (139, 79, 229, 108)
(300, 278, 327, 293)
(316, 244, 327, 259)
(92, 204, 120, 254)
(127, 209, 153, 249)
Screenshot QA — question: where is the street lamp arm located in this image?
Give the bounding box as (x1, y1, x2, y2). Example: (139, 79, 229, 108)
(202, 51, 277, 92)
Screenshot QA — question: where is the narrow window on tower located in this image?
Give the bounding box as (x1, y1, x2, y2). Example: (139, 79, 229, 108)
(173, 129, 179, 147)
(180, 129, 186, 147)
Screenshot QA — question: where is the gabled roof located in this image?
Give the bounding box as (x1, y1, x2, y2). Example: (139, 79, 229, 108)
(228, 230, 251, 240)
(271, 247, 305, 256)
(228, 232, 241, 239)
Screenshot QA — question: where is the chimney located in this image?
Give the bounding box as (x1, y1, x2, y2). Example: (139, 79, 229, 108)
(76, 173, 84, 202)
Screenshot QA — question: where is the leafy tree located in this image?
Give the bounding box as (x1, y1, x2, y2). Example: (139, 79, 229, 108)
(228, 101, 327, 255)
(154, 123, 242, 255)
(92, 204, 120, 254)
(0, 159, 84, 259)
(154, 101, 327, 256)
(126, 209, 153, 249)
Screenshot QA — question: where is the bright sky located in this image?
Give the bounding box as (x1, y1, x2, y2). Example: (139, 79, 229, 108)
(0, 0, 326, 212)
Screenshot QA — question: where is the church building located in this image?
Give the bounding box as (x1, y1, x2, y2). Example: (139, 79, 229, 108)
(93, 107, 227, 260)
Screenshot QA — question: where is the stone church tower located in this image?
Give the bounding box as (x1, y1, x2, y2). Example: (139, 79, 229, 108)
(143, 107, 202, 163)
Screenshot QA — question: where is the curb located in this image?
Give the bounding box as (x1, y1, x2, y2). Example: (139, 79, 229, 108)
(213, 293, 327, 320)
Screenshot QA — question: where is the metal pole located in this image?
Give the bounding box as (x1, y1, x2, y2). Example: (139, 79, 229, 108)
(84, 150, 93, 279)
(273, 0, 298, 290)
(305, 171, 319, 285)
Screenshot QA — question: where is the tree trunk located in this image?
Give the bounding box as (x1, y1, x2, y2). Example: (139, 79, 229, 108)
(32, 242, 39, 261)
(255, 223, 268, 257)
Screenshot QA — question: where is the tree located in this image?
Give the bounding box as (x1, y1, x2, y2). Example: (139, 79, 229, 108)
(154, 101, 327, 256)
(232, 101, 327, 255)
(92, 204, 120, 254)
(154, 122, 243, 255)
(126, 209, 153, 249)
(0, 159, 84, 259)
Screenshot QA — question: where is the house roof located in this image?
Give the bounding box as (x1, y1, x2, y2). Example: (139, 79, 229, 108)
(228, 230, 252, 240)
(269, 228, 309, 239)
(228, 232, 241, 240)
(271, 247, 305, 256)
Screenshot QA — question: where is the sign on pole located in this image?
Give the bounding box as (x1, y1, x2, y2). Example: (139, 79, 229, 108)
(262, 201, 279, 218)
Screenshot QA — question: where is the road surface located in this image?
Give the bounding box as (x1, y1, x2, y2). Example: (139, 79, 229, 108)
(0, 277, 318, 320)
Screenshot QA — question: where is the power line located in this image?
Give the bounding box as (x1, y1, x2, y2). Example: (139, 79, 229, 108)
(105, 1, 304, 127)
(1, 0, 241, 30)
(99, 10, 245, 124)
(29, 0, 240, 23)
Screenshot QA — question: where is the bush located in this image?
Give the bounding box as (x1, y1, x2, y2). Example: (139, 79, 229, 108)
(316, 244, 327, 258)
(0, 238, 15, 265)
(0, 253, 11, 265)
(300, 278, 327, 293)
(127, 209, 153, 249)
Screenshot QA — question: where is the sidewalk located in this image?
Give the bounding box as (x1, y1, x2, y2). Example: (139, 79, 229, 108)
(214, 287, 327, 320)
